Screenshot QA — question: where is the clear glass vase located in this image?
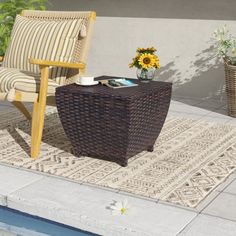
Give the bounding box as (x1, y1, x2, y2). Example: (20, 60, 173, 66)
(136, 68, 156, 82)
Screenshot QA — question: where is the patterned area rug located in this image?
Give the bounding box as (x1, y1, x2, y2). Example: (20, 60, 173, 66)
(0, 107, 236, 208)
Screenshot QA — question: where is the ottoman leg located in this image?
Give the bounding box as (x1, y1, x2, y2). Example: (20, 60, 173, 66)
(71, 147, 81, 157)
(147, 145, 154, 152)
(121, 160, 128, 167)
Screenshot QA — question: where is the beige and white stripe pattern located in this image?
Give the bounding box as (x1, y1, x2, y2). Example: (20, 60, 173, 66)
(0, 67, 58, 94)
(2, 15, 84, 85)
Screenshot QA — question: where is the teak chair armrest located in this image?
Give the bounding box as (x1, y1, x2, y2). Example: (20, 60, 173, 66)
(29, 58, 86, 158)
(0, 56, 4, 62)
(29, 59, 86, 69)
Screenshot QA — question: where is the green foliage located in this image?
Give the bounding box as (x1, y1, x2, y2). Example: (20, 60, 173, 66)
(0, 0, 48, 56)
(213, 25, 236, 65)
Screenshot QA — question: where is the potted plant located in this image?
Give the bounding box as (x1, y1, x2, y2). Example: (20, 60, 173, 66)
(0, 0, 48, 58)
(213, 25, 236, 117)
(129, 47, 160, 82)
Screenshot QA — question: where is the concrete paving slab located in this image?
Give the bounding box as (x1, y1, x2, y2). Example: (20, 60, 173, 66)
(199, 116, 231, 124)
(197, 99, 227, 110)
(158, 189, 221, 214)
(167, 111, 204, 120)
(215, 173, 236, 192)
(0, 105, 12, 111)
(179, 214, 236, 236)
(172, 98, 203, 106)
(202, 192, 236, 222)
(0, 102, 12, 107)
(195, 190, 221, 213)
(223, 179, 236, 195)
(213, 106, 228, 116)
(0, 165, 43, 196)
(206, 111, 233, 120)
(227, 119, 236, 126)
(7, 176, 197, 236)
(169, 102, 188, 112)
(169, 103, 211, 116)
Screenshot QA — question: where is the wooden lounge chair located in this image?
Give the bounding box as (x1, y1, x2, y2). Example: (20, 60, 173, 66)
(0, 10, 96, 158)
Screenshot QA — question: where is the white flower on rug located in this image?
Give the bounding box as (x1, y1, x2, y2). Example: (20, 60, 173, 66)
(110, 199, 131, 215)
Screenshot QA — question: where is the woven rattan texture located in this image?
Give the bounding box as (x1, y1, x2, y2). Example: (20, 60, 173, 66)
(224, 62, 236, 117)
(56, 77, 172, 166)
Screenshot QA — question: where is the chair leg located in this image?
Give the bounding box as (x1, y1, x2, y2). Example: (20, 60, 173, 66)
(31, 101, 46, 158)
(30, 65, 49, 159)
(12, 101, 32, 120)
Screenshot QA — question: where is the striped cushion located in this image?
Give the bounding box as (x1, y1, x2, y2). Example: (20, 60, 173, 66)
(0, 67, 59, 94)
(2, 15, 84, 85)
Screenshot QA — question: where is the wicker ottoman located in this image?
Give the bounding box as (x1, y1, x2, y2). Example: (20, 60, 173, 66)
(56, 76, 172, 166)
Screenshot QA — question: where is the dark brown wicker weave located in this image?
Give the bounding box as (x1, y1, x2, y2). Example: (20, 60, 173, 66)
(224, 61, 236, 117)
(56, 76, 172, 166)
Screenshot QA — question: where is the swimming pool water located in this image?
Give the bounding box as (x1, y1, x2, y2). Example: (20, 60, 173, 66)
(0, 207, 99, 236)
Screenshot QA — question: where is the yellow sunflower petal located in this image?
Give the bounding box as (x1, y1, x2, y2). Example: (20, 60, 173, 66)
(138, 53, 157, 69)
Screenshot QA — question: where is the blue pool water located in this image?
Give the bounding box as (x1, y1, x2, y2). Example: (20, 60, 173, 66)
(0, 207, 99, 236)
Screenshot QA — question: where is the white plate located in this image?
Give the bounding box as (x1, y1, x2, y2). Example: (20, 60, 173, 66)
(75, 81, 99, 86)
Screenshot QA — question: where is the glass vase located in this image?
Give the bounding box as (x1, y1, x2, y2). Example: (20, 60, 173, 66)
(136, 68, 156, 82)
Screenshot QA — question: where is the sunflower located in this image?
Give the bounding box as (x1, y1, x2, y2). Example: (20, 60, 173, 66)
(154, 61, 160, 69)
(129, 47, 161, 71)
(138, 53, 157, 69)
(153, 57, 160, 69)
(129, 54, 140, 68)
(137, 47, 156, 54)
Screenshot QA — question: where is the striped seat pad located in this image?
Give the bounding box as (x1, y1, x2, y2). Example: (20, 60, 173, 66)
(2, 15, 84, 85)
(0, 67, 59, 94)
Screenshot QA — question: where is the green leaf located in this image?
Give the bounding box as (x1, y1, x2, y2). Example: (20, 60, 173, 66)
(0, 0, 48, 55)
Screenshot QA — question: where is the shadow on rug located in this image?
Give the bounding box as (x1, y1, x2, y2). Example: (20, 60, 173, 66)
(0, 107, 236, 208)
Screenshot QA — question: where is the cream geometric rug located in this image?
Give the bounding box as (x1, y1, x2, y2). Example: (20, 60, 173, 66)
(0, 107, 236, 208)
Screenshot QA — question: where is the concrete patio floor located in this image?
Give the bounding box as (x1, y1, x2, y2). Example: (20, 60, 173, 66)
(0, 96, 236, 236)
